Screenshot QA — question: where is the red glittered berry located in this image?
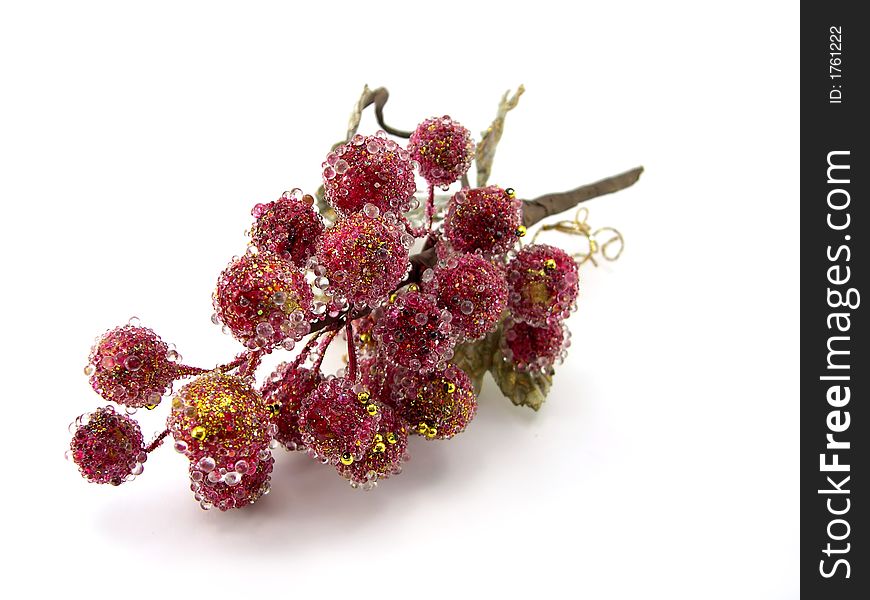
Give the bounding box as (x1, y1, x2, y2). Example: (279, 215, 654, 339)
(408, 116, 475, 187)
(69, 406, 146, 485)
(314, 211, 412, 308)
(260, 364, 322, 451)
(373, 290, 457, 372)
(213, 252, 313, 349)
(298, 377, 381, 465)
(167, 372, 274, 461)
(506, 244, 580, 326)
(443, 186, 523, 256)
(85, 321, 178, 408)
(395, 364, 477, 440)
(322, 132, 417, 216)
(249, 189, 324, 266)
(336, 402, 409, 488)
(422, 253, 508, 341)
(188, 448, 275, 511)
(502, 318, 569, 373)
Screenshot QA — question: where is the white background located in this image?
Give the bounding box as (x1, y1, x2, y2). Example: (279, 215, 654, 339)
(0, 1, 799, 598)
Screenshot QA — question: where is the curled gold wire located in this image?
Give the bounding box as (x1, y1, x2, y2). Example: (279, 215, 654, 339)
(530, 207, 624, 267)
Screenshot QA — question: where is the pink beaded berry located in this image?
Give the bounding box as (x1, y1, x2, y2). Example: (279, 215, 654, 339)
(260, 364, 322, 451)
(69, 406, 146, 485)
(213, 252, 313, 349)
(374, 290, 456, 372)
(167, 372, 274, 461)
(396, 364, 477, 440)
(314, 211, 412, 308)
(506, 243, 580, 326)
(249, 190, 324, 266)
(443, 186, 523, 256)
(423, 253, 509, 341)
(336, 402, 409, 487)
(502, 318, 569, 372)
(85, 322, 178, 408)
(298, 377, 381, 465)
(322, 133, 417, 216)
(408, 116, 475, 187)
(189, 448, 274, 511)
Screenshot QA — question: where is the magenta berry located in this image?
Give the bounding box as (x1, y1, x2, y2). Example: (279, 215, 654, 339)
(322, 133, 417, 216)
(260, 364, 322, 451)
(85, 322, 177, 408)
(249, 191, 324, 265)
(423, 254, 509, 341)
(506, 243, 580, 326)
(189, 448, 274, 511)
(396, 364, 477, 440)
(213, 252, 313, 349)
(314, 211, 411, 308)
(443, 186, 523, 256)
(374, 290, 456, 372)
(69, 406, 146, 485)
(408, 116, 475, 187)
(298, 377, 381, 465)
(502, 318, 569, 372)
(336, 402, 409, 486)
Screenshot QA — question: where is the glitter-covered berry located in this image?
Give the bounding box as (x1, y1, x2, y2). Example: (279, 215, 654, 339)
(506, 244, 579, 326)
(69, 406, 146, 485)
(408, 116, 475, 187)
(374, 290, 456, 372)
(423, 254, 508, 341)
(260, 364, 322, 451)
(189, 448, 274, 511)
(213, 252, 313, 349)
(336, 402, 408, 487)
(85, 322, 178, 408)
(168, 373, 274, 460)
(502, 318, 569, 372)
(442, 186, 523, 256)
(249, 190, 324, 265)
(314, 211, 412, 308)
(323, 133, 417, 216)
(395, 365, 477, 440)
(298, 377, 381, 465)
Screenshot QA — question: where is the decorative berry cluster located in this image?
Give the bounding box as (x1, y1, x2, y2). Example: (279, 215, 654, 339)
(67, 88, 639, 511)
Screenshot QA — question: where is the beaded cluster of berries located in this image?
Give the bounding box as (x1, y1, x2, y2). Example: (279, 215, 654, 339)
(66, 96, 602, 512)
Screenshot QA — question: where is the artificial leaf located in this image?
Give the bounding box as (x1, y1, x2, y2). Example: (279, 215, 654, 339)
(475, 85, 525, 187)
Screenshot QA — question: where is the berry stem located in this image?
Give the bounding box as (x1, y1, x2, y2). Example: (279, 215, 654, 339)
(345, 315, 358, 381)
(425, 183, 436, 233)
(145, 428, 171, 453)
(313, 328, 340, 372)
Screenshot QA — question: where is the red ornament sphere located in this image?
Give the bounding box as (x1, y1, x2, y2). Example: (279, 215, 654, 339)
(423, 253, 508, 341)
(298, 377, 381, 465)
(395, 364, 477, 440)
(260, 364, 322, 451)
(506, 244, 579, 326)
(336, 402, 409, 487)
(408, 116, 475, 187)
(189, 448, 274, 511)
(249, 190, 324, 266)
(502, 318, 569, 372)
(323, 133, 417, 216)
(85, 322, 177, 408)
(373, 290, 456, 372)
(213, 252, 313, 349)
(442, 186, 523, 256)
(314, 212, 411, 308)
(69, 406, 146, 485)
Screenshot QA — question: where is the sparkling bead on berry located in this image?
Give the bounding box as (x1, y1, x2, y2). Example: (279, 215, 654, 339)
(395, 365, 477, 440)
(249, 191, 324, 265)
(167, 373, 274, 460)
(506, 244, 579, 326)
(373, 290, 456, 372)
(213, 252, 313, 348)
(323, 133, 417, 216)
(314, 211, 411, 308)
(189, 448, 274, 511)
(423, 254, 508, 341)
(69, 406, 146, 485)
(502, 318, 570, 372)
(86, 322, 177, 408)
(260, 364, 322, 450)
(443, 186, 523, 256)
(298, 377, 381, 465)
(408, 116, 475, 187)
(336, 402, 409, 485)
